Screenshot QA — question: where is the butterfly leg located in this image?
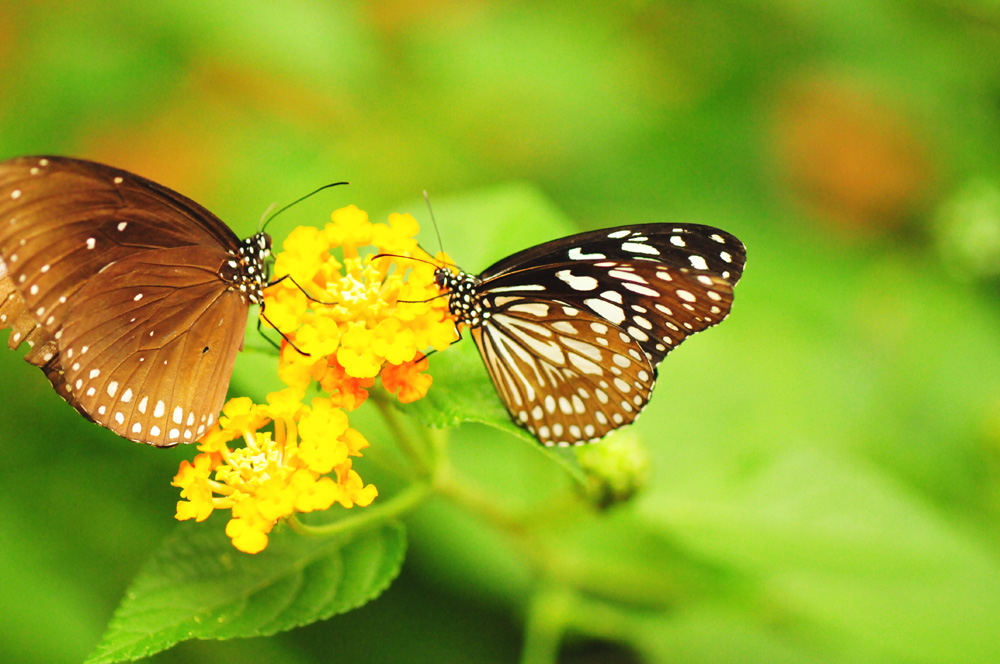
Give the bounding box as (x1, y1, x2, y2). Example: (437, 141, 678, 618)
(256, 303, 311, 356)
(265, 274, 336, 305)
(410, 322, 463, 364)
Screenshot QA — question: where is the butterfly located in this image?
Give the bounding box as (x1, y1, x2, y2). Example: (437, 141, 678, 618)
(434, 223, 746, 446)
(0, 156, 271, 446)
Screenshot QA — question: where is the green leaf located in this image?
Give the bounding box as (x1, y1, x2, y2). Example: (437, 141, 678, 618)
(405, 318, 588, 487)
(404, 340, 528, 437)
(86, 521, 406, 664)
(634, 604, 830, 664)
(640, 449, 1000, 663)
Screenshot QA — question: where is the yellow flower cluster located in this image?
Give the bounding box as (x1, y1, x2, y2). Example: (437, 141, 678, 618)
(173, 390, 377, 554)
(174, 205, 458, 553)
(264, 205, 458, 410)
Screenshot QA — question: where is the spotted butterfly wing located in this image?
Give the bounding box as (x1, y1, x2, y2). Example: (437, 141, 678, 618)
(0, 156, 270, 446)
(437, 223, 746, 446)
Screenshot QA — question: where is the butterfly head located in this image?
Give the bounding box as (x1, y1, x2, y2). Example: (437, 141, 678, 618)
(234, 232, 272, 305)
(434, 266, 489, 327)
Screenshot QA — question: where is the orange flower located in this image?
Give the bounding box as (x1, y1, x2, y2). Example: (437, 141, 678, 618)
(381, 357, 433, 404)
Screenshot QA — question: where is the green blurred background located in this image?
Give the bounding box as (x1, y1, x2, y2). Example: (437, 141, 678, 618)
(3, 1, 1000, 662)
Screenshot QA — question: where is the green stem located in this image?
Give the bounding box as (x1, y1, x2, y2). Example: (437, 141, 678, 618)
(370, 388, 435, 478)
(522, 588, 643, 664)
(434, 466, 529, 533)
(521, 584, 572, 664)
(286, 481, 431, 538)
(561, 594, 644, 647)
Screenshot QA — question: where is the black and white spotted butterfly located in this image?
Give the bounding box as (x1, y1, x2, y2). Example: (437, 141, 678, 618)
(435, 223, 746, 447)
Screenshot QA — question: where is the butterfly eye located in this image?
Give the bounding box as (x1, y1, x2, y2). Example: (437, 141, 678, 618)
(441, 223, 746, 447)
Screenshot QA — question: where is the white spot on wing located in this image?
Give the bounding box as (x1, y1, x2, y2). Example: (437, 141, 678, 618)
(567, 352, 602, 375)
(552, 321, 576, 334)
(622, 241, 660, 256)
(689, 255, 709, 270)
(568, 247, 606, 260)
(622, 282, 660, 297)
(507, 302, 550, 317)
(584, 298, 626, 325)
(488, 284, 546, 294)
(555, 269, 599, 291)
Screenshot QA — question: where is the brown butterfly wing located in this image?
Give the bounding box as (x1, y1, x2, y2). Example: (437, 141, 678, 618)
(0, 156, 261, 446)
(0, 156, 240, 341)
(54, 246, 249, 446)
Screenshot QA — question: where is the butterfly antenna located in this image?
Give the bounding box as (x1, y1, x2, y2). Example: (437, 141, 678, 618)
(415, 191, 462, 269)
(260, 181, 349, 233)
(424, 190, 446, 257)
(371, 253, 441, 269)
(258, 201, 278, 231)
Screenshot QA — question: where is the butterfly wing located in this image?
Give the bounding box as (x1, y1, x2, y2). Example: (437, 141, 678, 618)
(471, 298, 655, 446)
(479, 224, 745, 367)
(480, 223, 747, 285)
(0, 156, 241, 341)
(466, 223, 746, 446)
(54, 246, 248, 446)
(0, 156, 255, 446)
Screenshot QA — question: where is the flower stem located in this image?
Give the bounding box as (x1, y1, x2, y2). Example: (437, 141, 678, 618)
(371, 388, 436, 478)
(286, 481, 431, 538)
(434, 465, 530, 533)
(521, 584, 571, 664)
